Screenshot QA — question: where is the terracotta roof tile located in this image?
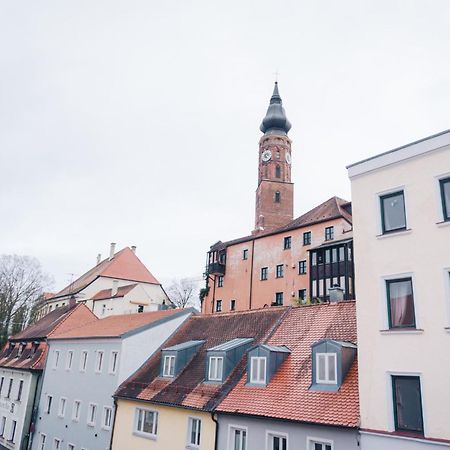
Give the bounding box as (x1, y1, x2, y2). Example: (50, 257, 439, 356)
(53, 247, 160, 299)
(217, 302, 359, 428)
(91, 284, 138, 301)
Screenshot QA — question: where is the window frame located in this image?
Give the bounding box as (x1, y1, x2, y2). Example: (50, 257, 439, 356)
(260, 267, 268, 281)
(163, 355, 175, 377)
(217, 276, 224, 288)
(6, 378, 13, 399)
(45, 395, 53, 414)
(38, 433, 46, 450)
(72, 400, 81, 422)
(134, 407, 158, 439)
(0, 416, 6, 437)
(386, 277, 416, 329)
(53, 438, 61, 450)
(9, 419, 16, 443)
(53, 350, 60, 370)
(109, 351, 119, 375)
(16, 379, 24, 401)
(95, 350, 104, 373)
(187, 416, 202, 448)
(266, 430, 288, 450)
(274, 191, 281, 203)
(102, 406, 113, 430)
(65, 351, 73, 371)
(303, 231, 312, 246)
(216, 299, 223, 312)
(283, 236, 291, 250)
(208, 356, 224, 382)
(230, 299, 236, 311)
(80, 351, 88, 372)
(276, 264, 284, 278)
(298, 260, 307, 275)
(439, 176, 450, 221)
(58, 397, 67, 418)
(228, 425, 248, 450)
(306, 436, 334, 450)
(324, 226, 334, 241)
(87, 402, 97, 427)
(380, 190, 407, 234)
(275, 292, 284, 306)
(315, 352, 337, 385)
(250, 356, 266, 385)
(242, 249, 248, 260)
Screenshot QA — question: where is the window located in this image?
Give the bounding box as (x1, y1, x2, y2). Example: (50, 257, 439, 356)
(261, 267, 268, 281)
(242, 249, 248, 260)
(187, 417, 201, 447)
(275, 292, 283, 306)
(45, 395, 53, 414)
(230, 299, 236, 311)
(267, 433, 287, 450)
(87, 403, 97, 426)
(299, 260, 307, 274)
(325, 226, 334, 241)
(103, 406, 113, 429)
(58, 397, 66, 418)
(208, 357, 223, 381)
(53, 438, 61, 450)
(309, 440, 332, 450)
(275, 165, 281, 178)
(283, 236, 291, 250)
(9, 420, 16, 443)
(298, 289, 306, 301)
(274, 191, 281, 203)
(392, 376, 423, 434)
(440, 177, 450, 221)
(6, 378, 13, 398)
(38, 433, 46, 450)
(53, 350, 60, 369)
(109, 351, 119, 374)
(80, 351, 88, 372)
(0, 376, 4, 395)
(17, 344, 24, 358)
(68, 445, 75, 450)
(316, 353, 337, 384)
(163, 355, 175, 377)
(250, 357, 266, 384)
(386, 278, 416, 328)
(137, 304, 144, 313)
(95, 351, 104, 373)
(0, 416, 5, 436)
(276, 264, 284, 278)
(135, 408, 158, 437)
(217, 276, 224, 288)
(380, 191, 407, 233)
(17, 380, 23, 401)
(230, 427, 247, 450)
(66, 351, 73, 370)
(303, 231, 311, 245)
(72, 400, 81, 422)
(216, 300, 223, 312)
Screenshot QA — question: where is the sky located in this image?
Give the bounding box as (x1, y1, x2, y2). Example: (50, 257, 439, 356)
(1, 1, 449, 292)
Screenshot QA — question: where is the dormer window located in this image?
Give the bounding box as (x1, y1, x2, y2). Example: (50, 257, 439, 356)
(316, 353, 337, 384)
(208, 357, 223, 381)
(250, 357, 266, 384)
(163, 355, 175, 377)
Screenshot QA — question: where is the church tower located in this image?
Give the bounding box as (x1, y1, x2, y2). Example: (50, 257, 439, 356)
(253, 82, 293, 234)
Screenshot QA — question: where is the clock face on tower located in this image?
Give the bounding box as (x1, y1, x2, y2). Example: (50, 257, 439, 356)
(285, 152, 292, 164)
(261, 149, 272, 162)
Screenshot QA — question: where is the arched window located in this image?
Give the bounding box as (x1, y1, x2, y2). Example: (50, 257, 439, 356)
(275, 191, 281, 203)
(275, 165, 281, 178)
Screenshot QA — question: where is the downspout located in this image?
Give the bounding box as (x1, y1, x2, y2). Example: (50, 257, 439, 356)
(108, 398, 119, 450)
(211, 276, 216, 314)
(248, 240, 255, 310)
(211, 410, 219, 450)
(27, 371, 42, 450)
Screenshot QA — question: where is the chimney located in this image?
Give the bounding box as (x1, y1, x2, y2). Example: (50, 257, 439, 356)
(112, 280, 119, 296)
(69, 295, 77, 308)
(96, 253, 102, 265)
(109, 242, 116, 260)
(329, 284, 345, 303)
(131, 246, 137, 254)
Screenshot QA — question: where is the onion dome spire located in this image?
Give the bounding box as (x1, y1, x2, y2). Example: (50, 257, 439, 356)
(260, 82, 292, 135)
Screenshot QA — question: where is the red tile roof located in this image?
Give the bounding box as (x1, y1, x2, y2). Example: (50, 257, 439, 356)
(50, 308, 191, 340)
(53, 247, 160, 299)
(91, 284, 137, 301)
(115, 308, 288, 410)
(217, 301, 358, 428)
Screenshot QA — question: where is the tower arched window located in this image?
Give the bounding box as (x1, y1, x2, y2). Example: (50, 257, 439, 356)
(275, 165, 281, 178)
(275, 191, 281, 203)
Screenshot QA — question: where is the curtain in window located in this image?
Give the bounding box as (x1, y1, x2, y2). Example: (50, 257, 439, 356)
(389, 279, 415, 327)
(382, 193, 406, 231)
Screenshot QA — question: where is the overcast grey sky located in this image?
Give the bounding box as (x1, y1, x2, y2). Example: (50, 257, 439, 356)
(1, 1, 449, 291)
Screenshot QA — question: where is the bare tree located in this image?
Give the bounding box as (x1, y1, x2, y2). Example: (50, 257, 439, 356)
(0, 255, 50, 346)
(166, 278, 200, 309)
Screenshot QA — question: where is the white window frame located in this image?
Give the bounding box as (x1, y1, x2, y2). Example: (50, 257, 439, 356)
(67, 444, 75, 450)
(316, 353, 337, 384)
(80, 351, 88, 372)
(266, 430, 288, 450)
(102, 406, 113, 430)
(9, 419, 16, 443)
(306, 436, 334, 450)
(72, 400, 81, 422)
(227, 424, 248, 450)
(66, 351, 73, 371)
(186, 416, 201, 448)
(38, 433, 46, 450)
(87, 403, 97, 427)
(45, 395, 53, 414)
(0, 416, 6, 436)
(376, 185, 410, 236)
(16, 379, 24, 401)
(435, 171, 450, 223)
(109, 351, 119, 374)
(58, 397, 67, 418)
(163, 355, 175, 377)
(95, 351, 104, 373)
(208, 356, 224, 381)
(53, 438, 61, 450)
(134, 407, 158, 439)
(53, 350, 60, 369)
(250, 356, 266, 384)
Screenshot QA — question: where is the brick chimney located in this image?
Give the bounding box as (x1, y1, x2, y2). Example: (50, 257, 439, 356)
(329, 284, 344, 303)
(96, 253, 102, 265)
(109, 242, 116, 260)
(131, 246, 137, 254)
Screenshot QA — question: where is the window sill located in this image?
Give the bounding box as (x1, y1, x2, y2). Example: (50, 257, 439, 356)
(436, 220, 450, 228)
(87, 422, 95, 427)
(380, 329, 424, 335)
(133, 431, 157, 441)
(376, 229, 412, 239)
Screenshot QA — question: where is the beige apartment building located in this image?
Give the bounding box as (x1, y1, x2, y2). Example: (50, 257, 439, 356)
(348, 129, 450, 449)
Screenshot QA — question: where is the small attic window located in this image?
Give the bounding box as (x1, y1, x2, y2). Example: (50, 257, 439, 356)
(163, 355, 175, 377)
(17, 344, 25, 358)
(250, 357, 266, 384)
(208, 356, 223, 381)
(316, 353, 337, 384)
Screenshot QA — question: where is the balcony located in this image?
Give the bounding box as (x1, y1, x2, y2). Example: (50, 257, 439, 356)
(207, 262, 225, 276)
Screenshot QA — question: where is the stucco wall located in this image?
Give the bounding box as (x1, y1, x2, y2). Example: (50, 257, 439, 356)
(111, 400, 216, 450)
(217, 414, 359, 450)
(350, 142, 450, 443)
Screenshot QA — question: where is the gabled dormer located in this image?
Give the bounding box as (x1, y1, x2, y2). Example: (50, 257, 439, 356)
(246, 344, 290, 386)
(205, 338, 254, 383)
(310, 339, 357, 392)
(160, 340, 204, 378)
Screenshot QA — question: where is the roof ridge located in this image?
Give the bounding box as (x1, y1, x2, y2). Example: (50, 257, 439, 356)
(48, 303, 98, 338)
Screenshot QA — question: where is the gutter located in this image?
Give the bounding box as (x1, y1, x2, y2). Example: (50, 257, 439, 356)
(248, 240, 255, 310)
(108, 398, 119, 450)
(211, 410, 219, 450)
